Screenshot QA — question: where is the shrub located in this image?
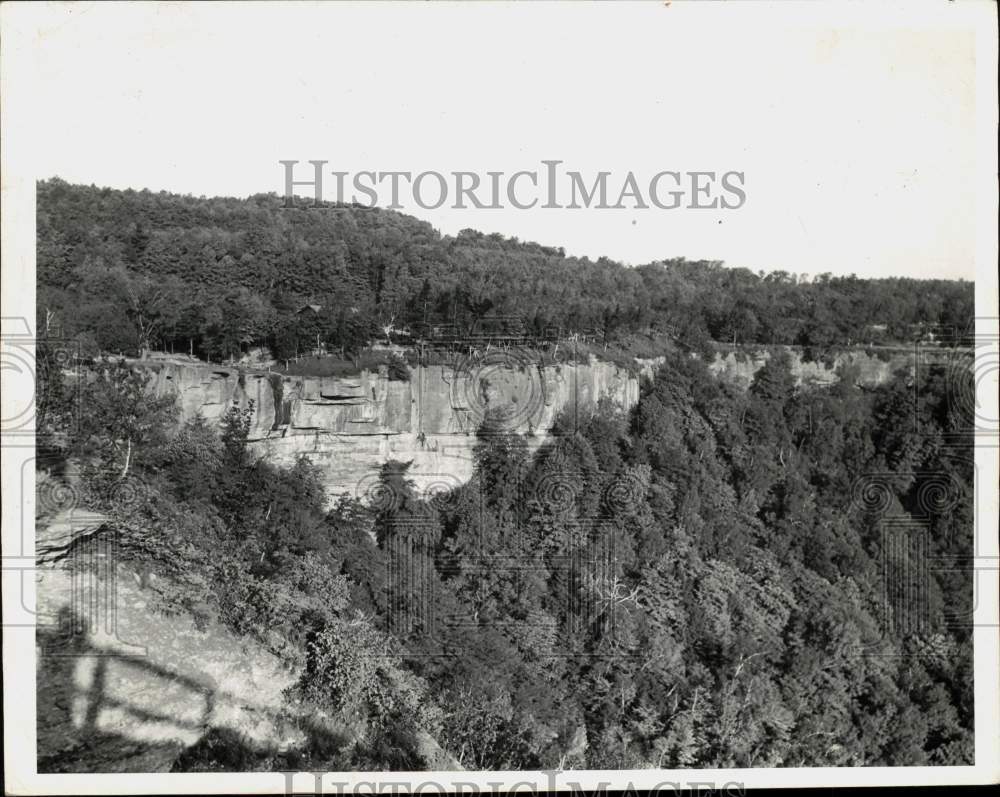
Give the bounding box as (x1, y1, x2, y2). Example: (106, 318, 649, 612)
(290, 617, 398, 725)
(289, 616, 440, 739)
(386, 355, 411, 382)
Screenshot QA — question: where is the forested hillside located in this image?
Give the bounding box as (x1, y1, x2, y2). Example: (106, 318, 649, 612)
(35, 178, 975, 770)
(37, 347, 974, 769)
(37, 179, 973, 362)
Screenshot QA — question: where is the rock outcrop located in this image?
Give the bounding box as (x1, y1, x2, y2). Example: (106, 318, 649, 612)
(137, 345, 960, 504)
(636, 345, 956, 389)
(705, 347, 917, 389)
(37, 556, 310, 772)
(35, 547, 460, 772)
(140, 356, 641, 503)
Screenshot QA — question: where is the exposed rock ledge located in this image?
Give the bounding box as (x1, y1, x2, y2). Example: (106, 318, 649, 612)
(136, 346, 948, 504)
(141, 357, 641, 502)
(35, 518, 459, 773)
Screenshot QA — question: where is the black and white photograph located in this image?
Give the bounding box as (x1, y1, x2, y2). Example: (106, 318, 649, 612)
(1, 2, 998, 794)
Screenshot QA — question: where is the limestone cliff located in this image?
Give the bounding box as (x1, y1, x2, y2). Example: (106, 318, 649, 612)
(637, 346, 947, 389)
(705, 347, 917, 389)
(140, 356, 641, 502)
(138, 345, 956, 504)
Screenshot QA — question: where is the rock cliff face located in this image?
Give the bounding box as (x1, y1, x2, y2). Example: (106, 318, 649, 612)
(637, 347, 932, 389)
(140, 346, 952, 504)
(706, 348, 915, 389)
(141, 357, 640, 503)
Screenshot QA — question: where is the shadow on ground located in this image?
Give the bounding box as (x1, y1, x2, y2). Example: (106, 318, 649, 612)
(36, 606, 354, 773)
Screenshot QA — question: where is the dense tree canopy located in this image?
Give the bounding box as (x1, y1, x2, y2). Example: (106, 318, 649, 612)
(35, 177, 974, 770)
(38, 344, 974, 769)
(38, 179, 973, 361)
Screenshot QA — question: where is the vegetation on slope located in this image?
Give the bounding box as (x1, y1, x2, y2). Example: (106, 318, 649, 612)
(37, 343, 974, 769)
(38, 179, 973, 364)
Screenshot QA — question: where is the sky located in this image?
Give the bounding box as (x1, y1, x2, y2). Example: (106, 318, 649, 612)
(4, 1, 993, 280)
